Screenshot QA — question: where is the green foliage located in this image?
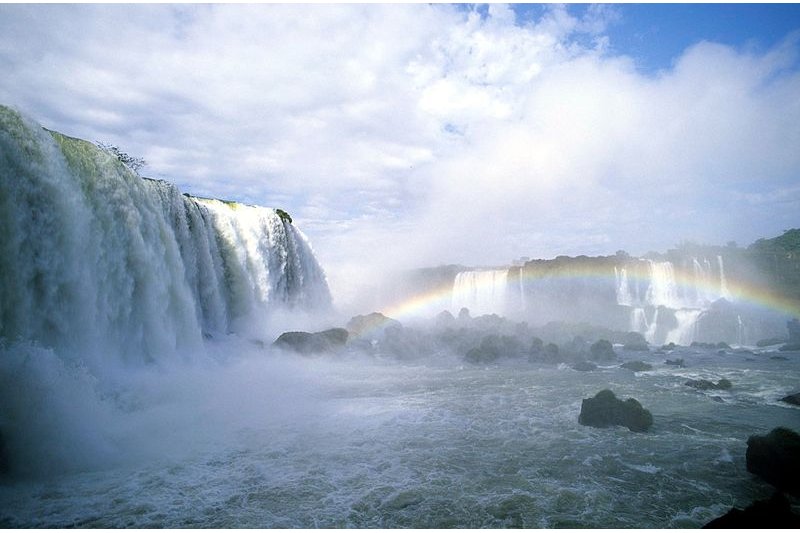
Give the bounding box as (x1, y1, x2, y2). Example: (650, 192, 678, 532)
(749, 229, 800, 253)
(96, 142, 146, 173)
(275, 208, 292, 224)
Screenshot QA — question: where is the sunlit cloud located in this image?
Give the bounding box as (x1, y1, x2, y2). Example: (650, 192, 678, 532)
(1, 3, 798, 306)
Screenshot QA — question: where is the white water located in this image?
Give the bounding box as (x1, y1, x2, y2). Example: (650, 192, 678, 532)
(451, 270, 509, 316)
(615, 267, 633, 306)
(618, 257, 735, 345)
(2, 344, 798, 528)
(665, 309, 703, 346)
(0, 106, 331, 475)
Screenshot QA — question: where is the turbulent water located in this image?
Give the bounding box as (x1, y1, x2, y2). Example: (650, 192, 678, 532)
(1, 344, 798, 528)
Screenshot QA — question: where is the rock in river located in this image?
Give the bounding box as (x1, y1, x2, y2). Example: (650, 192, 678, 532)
(578, 389, 653, 432)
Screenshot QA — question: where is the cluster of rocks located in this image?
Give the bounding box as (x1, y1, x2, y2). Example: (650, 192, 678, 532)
(684, 378, 732, 391)
(704, 426, 800, 527)
(273, 328, 349, 355)
(270, 308, 660, 366)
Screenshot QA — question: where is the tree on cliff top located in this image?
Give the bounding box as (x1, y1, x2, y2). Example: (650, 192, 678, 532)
(97, 142, 146, 173)
(749, 229, 800, 253)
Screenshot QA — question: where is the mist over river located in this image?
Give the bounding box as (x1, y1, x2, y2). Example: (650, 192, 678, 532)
(2, 338, 798, 528)
(2, 102, 800, 528)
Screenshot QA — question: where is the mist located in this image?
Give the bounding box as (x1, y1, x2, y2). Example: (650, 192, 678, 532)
(2, 3, 800, 529)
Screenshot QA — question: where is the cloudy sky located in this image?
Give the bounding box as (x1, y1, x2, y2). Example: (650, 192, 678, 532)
(2, 3, 799, 299)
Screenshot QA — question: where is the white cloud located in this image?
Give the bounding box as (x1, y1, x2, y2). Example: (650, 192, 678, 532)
(1, 4, 798, 306)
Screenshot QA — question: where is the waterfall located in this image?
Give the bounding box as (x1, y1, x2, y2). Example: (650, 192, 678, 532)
(0, 106, 331, 366)
(645, 308, 660, 344)
(451, 270, 508, 316)
(718, 255, 731, 300)
(615, 267, 633, 306)
(645, 260, 680, 308)
(630, 307, 648, 333)
(665, 309, 702, 346)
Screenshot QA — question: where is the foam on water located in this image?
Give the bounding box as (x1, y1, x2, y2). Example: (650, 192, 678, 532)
(2, 341, 798, 528)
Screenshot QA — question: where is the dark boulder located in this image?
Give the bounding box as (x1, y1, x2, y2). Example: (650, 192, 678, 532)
(530, 342, 561, 364)
(572, 361, 597, 372)
(665, 358, 685, 367)
(757, 337, 787, 347)
(589, 339, 616, 362)
(685, 379, 732, 391)
(273, 328, 349, 355)
(346, 313, 401, 338)
(620, 361, 653, 372)
(465, 334, 526, 364)
(704, 492, 800, 528)
(780, 392, 800, 406)
(578, 389, 653, 432)
(623, 332, 649, 352)
(778, 343, 800, 352)
(435, 310, 455, 328)
(746, 427, 800, 495)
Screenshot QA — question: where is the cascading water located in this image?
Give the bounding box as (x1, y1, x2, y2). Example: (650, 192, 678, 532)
(0, 106, 333, 475)
(0, 105, 331, 364)
(451, 270, 508, 316)
(615, 256, 736, 345)
(718, 255, 731, 300)
(614, 267, 633, 306)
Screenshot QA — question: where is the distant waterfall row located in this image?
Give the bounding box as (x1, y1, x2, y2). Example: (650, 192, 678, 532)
(0, 106, 331, 365)
(451, 270, 509, 316)
(614, 258, 735, 345)
(450, 256, 740, 345)
(614, 258, 730, 310)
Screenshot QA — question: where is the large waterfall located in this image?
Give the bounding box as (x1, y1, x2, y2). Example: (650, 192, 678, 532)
(451, 270, 509, 316)
(0, 106, 331, 366)
(615, 258, 732, 345)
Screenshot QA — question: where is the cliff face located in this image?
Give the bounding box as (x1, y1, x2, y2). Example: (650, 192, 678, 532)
(0, 105, 332, 365)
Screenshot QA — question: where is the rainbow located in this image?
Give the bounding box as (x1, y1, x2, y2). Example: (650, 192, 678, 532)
(376, 261, 800, 323)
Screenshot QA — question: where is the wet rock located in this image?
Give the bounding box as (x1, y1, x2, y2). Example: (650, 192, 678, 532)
(589, 339, 616, 362)
(703, 492, 800, 528)
(622, 332, 649, 351)
(273, 328, 349, 354)
(665, 358, 685, 367)
(578, 389, 653, 432)
(685, 379, 732, 391)
(465, 334, 526, 364)
(779, 392, 800, 406)
(572, 360, 597, 372)
(529, 342, 561, 364)
(746, 427, 800, 495)
(757, 337, 787, 347)
(434, 310, 455, 328)
(620, 361, 653, 372)
(346, 313, 401, 338)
